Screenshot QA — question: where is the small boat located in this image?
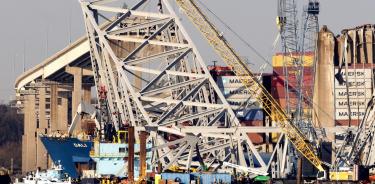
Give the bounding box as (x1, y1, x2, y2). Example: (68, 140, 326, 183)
(15, 162, 71, 184)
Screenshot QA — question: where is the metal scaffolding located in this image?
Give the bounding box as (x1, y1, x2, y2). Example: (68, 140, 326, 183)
(79, 0, 293, 176)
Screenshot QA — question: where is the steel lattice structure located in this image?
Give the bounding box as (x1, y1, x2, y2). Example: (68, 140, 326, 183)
(175, 0, 323, 172)
(296, 0, 320, 136)
(277, 0, 299, 117)
(334, 93, 375, 168)
(275, 0, 321, 176)
(79, 0, 298, 176)
(333, 34, 375, 169)
(277, 0, 320, 138)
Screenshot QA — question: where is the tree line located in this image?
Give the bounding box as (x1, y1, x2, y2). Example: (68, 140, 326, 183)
(0, 103, 23, 172)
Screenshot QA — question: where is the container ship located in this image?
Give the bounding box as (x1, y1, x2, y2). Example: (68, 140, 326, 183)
(32, 67, 269, 181)
(34, 130, 152, 183)
(12, 0, 375, 181)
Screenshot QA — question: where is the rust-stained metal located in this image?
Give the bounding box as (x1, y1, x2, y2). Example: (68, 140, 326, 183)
(127, 126, 135, 183)
(297, 157, 302, 184)
(138, 131, 148, 183)
(338, 24, 375, 65)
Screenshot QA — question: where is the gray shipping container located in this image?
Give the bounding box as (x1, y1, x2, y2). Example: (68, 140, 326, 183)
(161, 173, 232, 184)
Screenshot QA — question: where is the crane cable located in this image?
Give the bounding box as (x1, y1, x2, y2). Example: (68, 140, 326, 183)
(194, 0, 338, 132)
(195, 0, 272, 66)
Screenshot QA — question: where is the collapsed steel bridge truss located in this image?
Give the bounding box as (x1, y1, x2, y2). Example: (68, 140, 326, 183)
(80, 0, 293, 176)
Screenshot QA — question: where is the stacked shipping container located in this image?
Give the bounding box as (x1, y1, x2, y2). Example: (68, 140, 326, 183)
(333, 24, 375, 126)
(272, 25, 375, 128)
(271, 52, 315, 117)
(334, 68, 373, 126)
(209, 66, 265, 144)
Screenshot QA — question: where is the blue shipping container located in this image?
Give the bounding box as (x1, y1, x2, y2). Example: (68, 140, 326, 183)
(240, 109, 264, 121)
(161, 173, 232, 184)
(161, 173, 190, 184)
(192, 173, 232, 183)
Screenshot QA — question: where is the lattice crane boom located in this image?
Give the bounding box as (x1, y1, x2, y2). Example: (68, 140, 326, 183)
(175, 0, 324, 172)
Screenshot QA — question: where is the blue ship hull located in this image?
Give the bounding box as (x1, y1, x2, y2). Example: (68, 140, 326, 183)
(40, 136, 93, 178)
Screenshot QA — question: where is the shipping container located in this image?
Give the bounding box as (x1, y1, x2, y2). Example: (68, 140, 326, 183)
(272, 53, 314, 67)
(217, 76, 261, 88)
(161, 173, 232, 184)
(240, 120, 263, 126)
(221, 88, 256, 99)
(334, 79, 373, 89)
(238, 109, 264, 121)
(334, 68, 373, 79)
(335, 98, 371, 109)
(333, 66, 374, 124)
(161, 173, 190, 184)
(272, 76, 315, 88)
(247, 133, 264, 145)
(335, 108, 367, 120)
(335, 120, 360, 126)
(334, 88, 372, 98)
(208, 66, 232, 71)
(226, 99, 260, 110)
(241, 120, 264, 144)
(273, 67, 315, 77)
(191, 173, 232, 184)
(335, 64, 375, 68)
(274, 98, 311, 109)
(271, 86, 313, 99)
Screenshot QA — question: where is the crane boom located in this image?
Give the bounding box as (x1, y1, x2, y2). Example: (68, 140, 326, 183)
(174, 0, 324, 171)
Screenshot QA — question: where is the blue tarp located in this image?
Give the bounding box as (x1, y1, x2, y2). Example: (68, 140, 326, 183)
(40, 137, 93, 178)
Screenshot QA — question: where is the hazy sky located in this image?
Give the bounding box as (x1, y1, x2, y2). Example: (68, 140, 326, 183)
(0, 0, 374, 102)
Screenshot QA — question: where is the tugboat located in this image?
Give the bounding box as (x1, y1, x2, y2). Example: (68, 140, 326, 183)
(15, 162, 71, 184)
